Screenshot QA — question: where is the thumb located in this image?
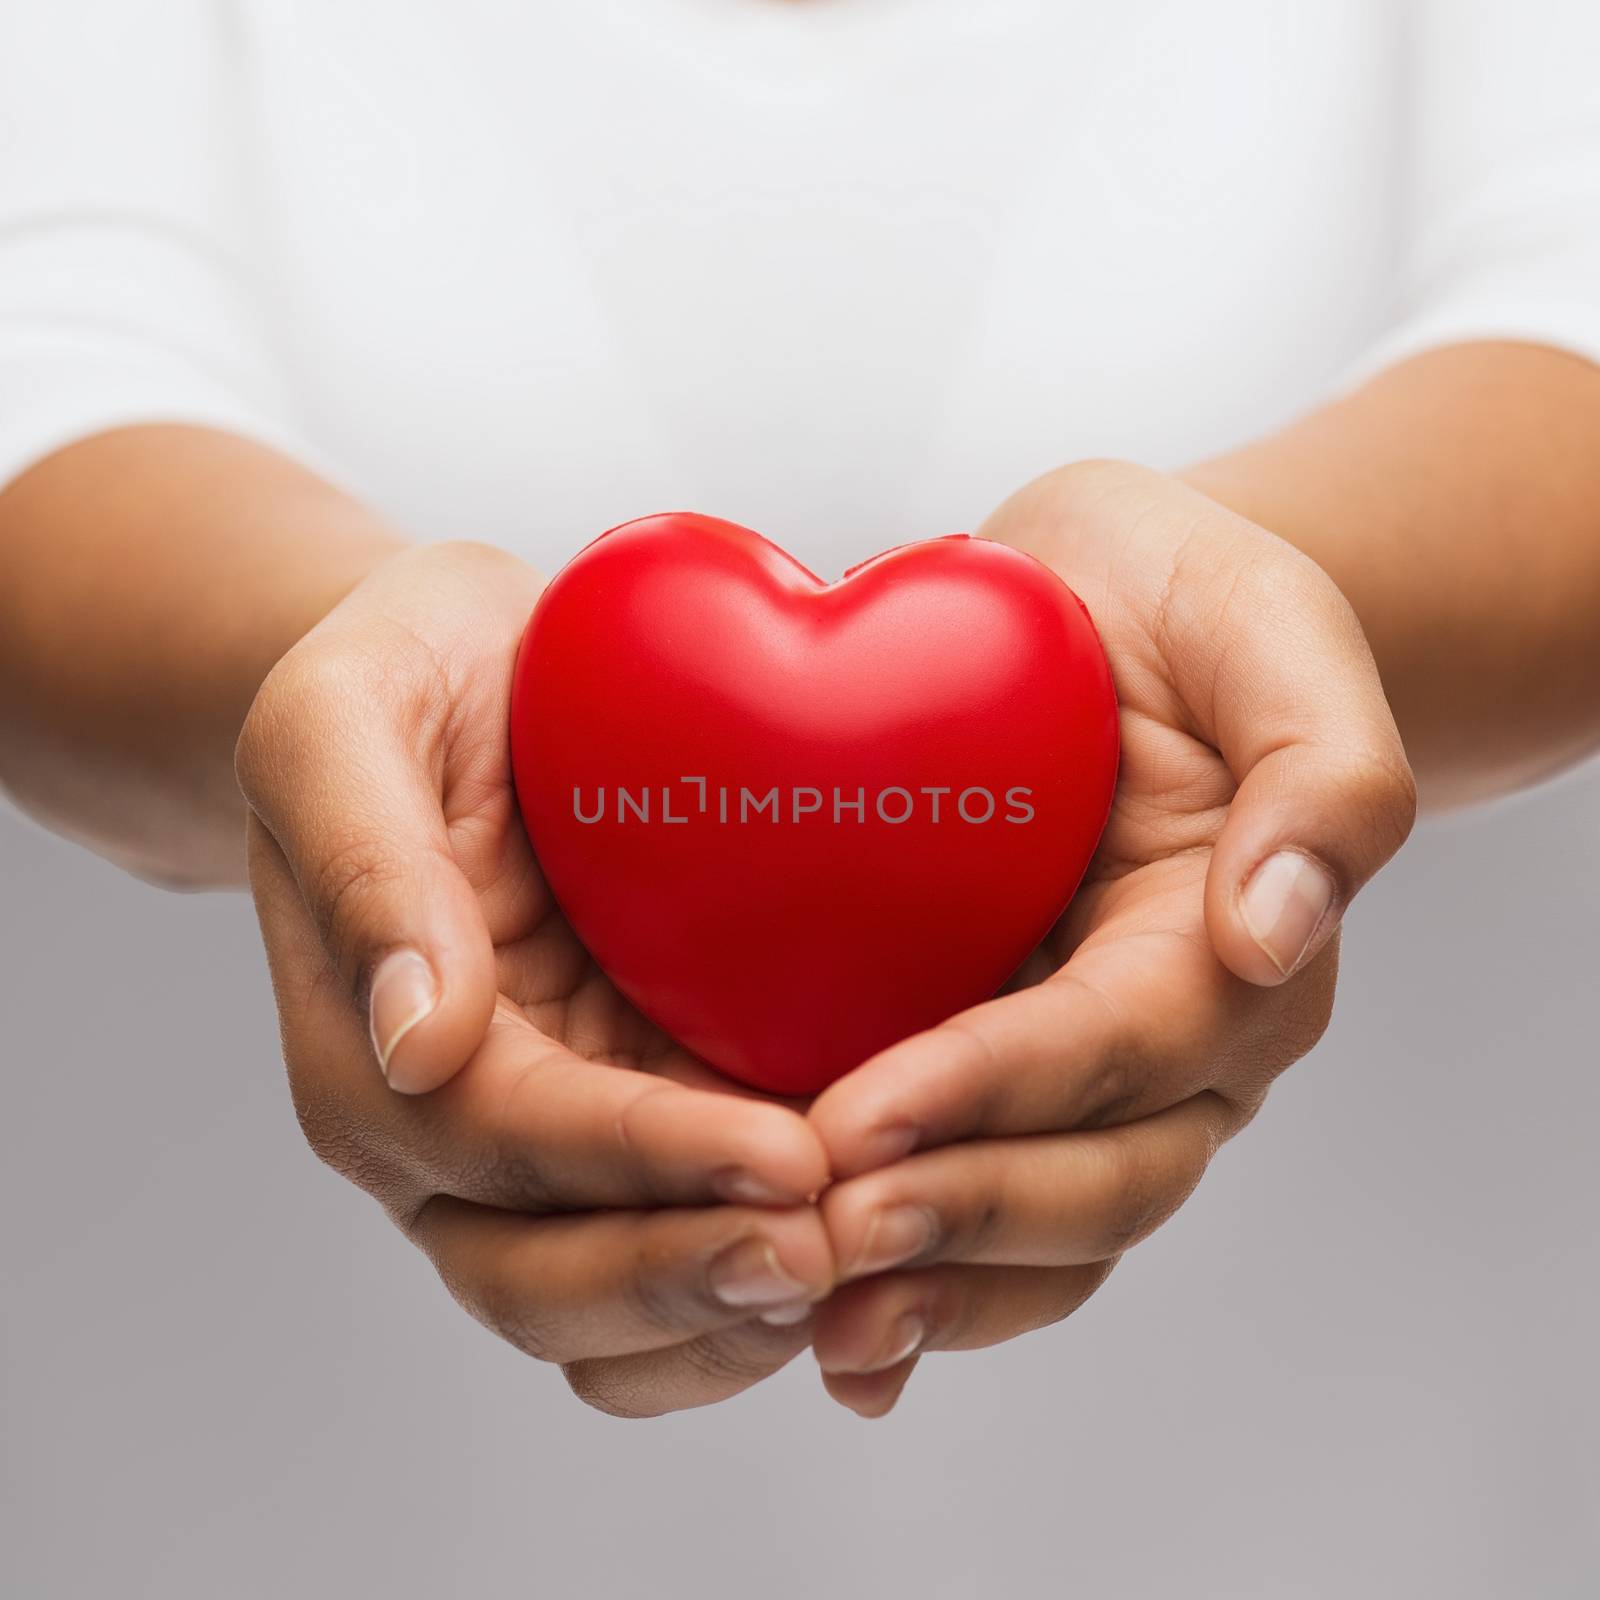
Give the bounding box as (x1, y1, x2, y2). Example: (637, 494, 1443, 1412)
(237, 655, 498, 1094)
(1194, 545, 1418, 987)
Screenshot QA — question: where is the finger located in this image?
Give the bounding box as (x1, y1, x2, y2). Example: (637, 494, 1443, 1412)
(252, 824, 830, 1208)
(412, 1197, 835, 1365)
(1162, 510, 1417, 986)
(426, 1003, 832, 1208)
(237, 631, 498, 1094)
(821, 1095, 1235, 1278)
(820, 1355, 921, 1420)
(812, 1260, 1114, 1377)
(810, 895, 1283, 1178)
(564, 1320, 816, 1418)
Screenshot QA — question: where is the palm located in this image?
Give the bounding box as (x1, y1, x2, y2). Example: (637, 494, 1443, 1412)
(990, 498, 1243, 1017)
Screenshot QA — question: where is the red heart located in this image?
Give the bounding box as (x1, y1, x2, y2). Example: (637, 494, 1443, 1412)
(511, 514, 1118, 1096)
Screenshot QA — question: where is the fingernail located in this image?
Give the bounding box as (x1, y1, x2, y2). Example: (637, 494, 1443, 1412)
(1239, 852, 1337, 977)
(829, 1311, 927, 1375)
(708, 1238, 811, 1309)
(757, 1301, 815, 1328)
(872, 1312, 927, 1373)
(369, 949, 438, 1087)
(855, 1123, 919, 1172)
(847, 1205, 937, 1279)
(712, 1167, 801, 1207)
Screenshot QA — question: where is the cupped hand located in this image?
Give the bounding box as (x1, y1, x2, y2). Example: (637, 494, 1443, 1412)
(237, 542, 834, 1417)
(806, 461, 1416, 1417)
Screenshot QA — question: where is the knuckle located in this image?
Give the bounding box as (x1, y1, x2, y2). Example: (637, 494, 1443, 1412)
(1096, 1137, 1184, 1255)
(1341, 745, 1419, 852)
(1067, 1258, 1118, 1317)
(464, 1270, 562, 1364)
(310, 834, 411, 978)
(954, 1193, 1003, 1261)
(562, 1360, 667, 1420)
(618, 1250, 704, 1343)
(924, 1267, 991, 1348)
(673, 1329, 778, 1388)
(1055, 973, 1147, 1129)
(459, 1146, 567, 1215)
(930, 1017, 1004, 1124)
(287, 1079, 386, 1190)
(1215, 1084, 1270, 1141)
(1011, 1260, 1114, 1338)
(406, 1200, 567, 1363)
(608, 1084, 681, 1209)
(1380, 755, 1420, 846)
(1228, 945, 1339, 1084)
(290, 1086, 351, 1170)
(1288, 951, 1339, 1053)
(1073, 1046, 1141, 1131)
(452, 1057, 572, 1213)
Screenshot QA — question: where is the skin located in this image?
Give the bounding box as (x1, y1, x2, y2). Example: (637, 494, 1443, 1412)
(240, 543, 836, 1412)
(2, 341, 1598, 1417)
(806, 463, 1413, 1413)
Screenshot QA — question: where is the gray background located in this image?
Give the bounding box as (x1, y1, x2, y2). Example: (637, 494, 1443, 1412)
(3, 761, 1597, 1599)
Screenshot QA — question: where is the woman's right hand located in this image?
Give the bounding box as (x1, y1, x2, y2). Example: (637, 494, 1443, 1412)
(237, 541, 834, 1416)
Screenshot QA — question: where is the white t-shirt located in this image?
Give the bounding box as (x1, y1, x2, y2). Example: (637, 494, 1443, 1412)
(2, 1, 1599, 580)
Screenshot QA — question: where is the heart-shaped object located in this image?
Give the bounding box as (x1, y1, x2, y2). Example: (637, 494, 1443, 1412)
(511, 514, 1118, 1096)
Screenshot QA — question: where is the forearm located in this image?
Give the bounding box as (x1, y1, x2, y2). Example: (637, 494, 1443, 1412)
(1186, 341, 1600, 807)
(0, 425, 403, 885)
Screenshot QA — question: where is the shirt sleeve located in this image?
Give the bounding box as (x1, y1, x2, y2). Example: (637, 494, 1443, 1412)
(1354, 0, 1600, 376)
(0, 1, 309, 496)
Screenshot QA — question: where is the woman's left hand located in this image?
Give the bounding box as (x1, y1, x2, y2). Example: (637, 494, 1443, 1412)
(806, 460, 1417, 1417)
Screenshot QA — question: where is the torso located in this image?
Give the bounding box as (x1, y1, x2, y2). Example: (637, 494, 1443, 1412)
(238, 0, 1406, 573)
